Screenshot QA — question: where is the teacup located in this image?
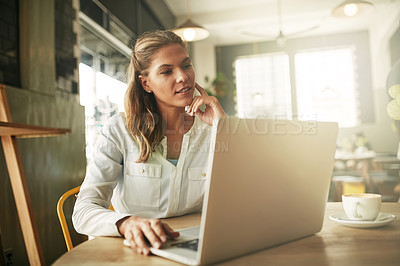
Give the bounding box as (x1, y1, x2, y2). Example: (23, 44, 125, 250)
(342, 193, 381, 221)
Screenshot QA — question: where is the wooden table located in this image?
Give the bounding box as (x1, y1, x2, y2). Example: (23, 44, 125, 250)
(335, 152, 377, 193)
(53, 202, 400, 266)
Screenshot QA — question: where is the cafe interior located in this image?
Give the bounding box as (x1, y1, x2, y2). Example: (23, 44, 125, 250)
(0, 0, 399, 265)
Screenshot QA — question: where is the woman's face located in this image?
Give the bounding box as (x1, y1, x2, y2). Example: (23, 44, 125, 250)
(140, 43, 195, 112)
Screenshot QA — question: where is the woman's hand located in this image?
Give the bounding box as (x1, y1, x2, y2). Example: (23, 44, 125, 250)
(186, 83, 227, 126)
(116, 216, 179, 256)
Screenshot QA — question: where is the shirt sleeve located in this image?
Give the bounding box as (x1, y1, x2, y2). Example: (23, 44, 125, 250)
(72, 118, 130, 236)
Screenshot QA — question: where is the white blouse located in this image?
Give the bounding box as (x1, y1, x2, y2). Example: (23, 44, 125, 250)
(72, 114, 212, 236)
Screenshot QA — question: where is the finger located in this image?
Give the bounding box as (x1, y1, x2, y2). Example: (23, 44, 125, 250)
(163, 223, 180, 238)
(127, 233, 143, 255)
(141, 222, 162, 249)
(186, 97, 200, 116)
(125, 231, 137, 250)
(192, 97, 206, 115)
(150, 219, 168, 243)
(133, 227, 151, 255)
(195, 83, 208, 96)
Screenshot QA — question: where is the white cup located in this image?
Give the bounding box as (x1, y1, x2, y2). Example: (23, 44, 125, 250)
(342, 193, 381, 221)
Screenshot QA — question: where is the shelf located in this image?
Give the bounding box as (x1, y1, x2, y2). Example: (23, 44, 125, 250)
(0, 121, 70, 138)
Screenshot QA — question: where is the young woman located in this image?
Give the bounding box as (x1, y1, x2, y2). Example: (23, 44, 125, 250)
(72, 30, 226, 256)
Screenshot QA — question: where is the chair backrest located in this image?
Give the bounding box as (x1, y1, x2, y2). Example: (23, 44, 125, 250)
(57, 186, 81, 251)
(57, 186, 115, 251)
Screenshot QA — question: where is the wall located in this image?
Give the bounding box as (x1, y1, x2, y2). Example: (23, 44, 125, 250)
(55, 0, 80, 95)
(389, 27, 400, 66)
(0, 0, 19, 88)
(192, 41, 216, 92)
(0, 0, 86, 265)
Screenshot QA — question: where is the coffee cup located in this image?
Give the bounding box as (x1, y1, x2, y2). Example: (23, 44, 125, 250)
(342, 193, 381, 221)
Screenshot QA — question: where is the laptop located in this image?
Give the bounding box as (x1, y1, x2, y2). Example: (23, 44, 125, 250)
(125, 117, 338, 265)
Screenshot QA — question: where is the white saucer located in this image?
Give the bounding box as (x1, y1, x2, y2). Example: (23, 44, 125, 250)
(329, 212, 396, 228)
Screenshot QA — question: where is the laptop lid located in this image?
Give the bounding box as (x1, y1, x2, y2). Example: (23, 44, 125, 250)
(197, 117, 338, 265)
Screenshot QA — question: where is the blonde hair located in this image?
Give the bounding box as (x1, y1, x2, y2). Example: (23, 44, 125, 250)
(124, 30, 185, 163)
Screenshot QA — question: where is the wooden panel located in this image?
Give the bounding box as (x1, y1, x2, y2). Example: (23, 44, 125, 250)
(1, 85, 46, 265)
(0, 227, 5, 266)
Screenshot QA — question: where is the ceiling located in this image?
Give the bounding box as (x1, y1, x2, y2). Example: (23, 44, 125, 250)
(163, 0, 398, 45)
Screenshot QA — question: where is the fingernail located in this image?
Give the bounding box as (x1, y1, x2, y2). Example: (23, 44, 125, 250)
(161, 236, 167, 242)
(155, 241, 161, 249)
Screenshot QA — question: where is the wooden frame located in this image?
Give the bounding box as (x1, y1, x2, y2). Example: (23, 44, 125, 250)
(0, 84, 70, 265)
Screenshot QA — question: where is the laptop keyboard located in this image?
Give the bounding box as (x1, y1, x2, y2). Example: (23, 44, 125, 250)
(170, 239, 199, 251)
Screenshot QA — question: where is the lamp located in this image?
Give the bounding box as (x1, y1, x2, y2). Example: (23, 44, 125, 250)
(332, 0, 374, 17)
(172, 0, 209, 42)
(276, 31, 287, 48)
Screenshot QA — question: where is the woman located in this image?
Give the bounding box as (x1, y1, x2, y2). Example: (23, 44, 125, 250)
(72, 30, 226, 256)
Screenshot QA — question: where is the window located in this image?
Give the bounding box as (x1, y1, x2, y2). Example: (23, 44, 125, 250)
(234, 46, 360, 127)
(235, 53, 292, 118)
(295, 47, 359, 127)
(79, 61, 127, 160)
(79, 13, 129, 161)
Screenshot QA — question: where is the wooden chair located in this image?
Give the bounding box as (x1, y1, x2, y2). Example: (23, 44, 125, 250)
(57, 186, 115, 251)
(57, 186, 81, 251)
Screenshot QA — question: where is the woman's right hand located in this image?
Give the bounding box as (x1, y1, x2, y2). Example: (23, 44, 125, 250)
(116, 216, 180, 256)
(186, 83, 227, 126)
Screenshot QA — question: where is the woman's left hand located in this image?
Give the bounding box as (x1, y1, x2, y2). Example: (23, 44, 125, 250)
(186, 83, 227, 126)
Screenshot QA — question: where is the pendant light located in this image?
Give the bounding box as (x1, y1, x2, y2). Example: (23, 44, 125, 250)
(172, 0, 209, 42)
(332, 0, 374, 17)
